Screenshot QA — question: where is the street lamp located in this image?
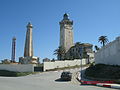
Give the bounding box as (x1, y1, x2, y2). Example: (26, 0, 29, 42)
(79, 47, 83, 80)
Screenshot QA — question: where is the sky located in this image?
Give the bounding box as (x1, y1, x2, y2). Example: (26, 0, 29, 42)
(0, 0, 120, 62)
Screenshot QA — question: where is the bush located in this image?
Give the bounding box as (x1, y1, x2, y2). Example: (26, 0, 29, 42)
(0, 70, 32, 77)
(85, 64, 120, 79)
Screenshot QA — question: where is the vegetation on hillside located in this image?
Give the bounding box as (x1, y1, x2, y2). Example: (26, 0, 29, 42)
(85, 64, 120, 80)
(0, 70, 33, 77)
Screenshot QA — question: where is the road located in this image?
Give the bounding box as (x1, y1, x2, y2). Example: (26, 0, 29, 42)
(0, 68, 116, 90)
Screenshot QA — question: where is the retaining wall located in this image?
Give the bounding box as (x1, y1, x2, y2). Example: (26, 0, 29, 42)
(0, 64, 35, 72)
(43, 59, 93, 71)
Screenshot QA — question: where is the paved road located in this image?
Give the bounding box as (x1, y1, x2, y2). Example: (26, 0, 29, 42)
(0, 69, 116, 90)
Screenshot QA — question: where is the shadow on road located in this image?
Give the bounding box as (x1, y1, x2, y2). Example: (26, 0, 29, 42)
(55, 78, 70, 82)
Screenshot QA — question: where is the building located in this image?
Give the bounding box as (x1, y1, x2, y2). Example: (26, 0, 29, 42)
(66, 42, 94, 61)
(43, 58, 51, 62)
(58, 13, 94, 60)
(19, 22, 39, 64)
(59, 13, 74, 52)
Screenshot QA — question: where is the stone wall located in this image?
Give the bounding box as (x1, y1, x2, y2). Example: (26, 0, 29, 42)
(43, 59, 93, 71)
(0, 64, 35, 72)
(95, 37, 120, 65)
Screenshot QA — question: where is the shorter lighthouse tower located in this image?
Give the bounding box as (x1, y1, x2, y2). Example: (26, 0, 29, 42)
(11, 37, 16, 62)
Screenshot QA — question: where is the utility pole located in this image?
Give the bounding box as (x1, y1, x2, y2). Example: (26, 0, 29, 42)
(11, 37, 16, 62)
(79, 47, 83, 80)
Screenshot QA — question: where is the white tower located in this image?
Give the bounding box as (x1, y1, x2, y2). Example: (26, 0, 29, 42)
(19, 22, 39, 64)
(59, 13, 74, 52)
(24, 22, 33, 57)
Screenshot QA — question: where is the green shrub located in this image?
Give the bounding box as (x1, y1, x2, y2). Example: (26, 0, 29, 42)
(0, 70, 32, 77)
(85, 64, 120, 79)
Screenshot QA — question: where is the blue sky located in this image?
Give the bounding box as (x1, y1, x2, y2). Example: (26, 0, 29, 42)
(0, 0, 120, 62)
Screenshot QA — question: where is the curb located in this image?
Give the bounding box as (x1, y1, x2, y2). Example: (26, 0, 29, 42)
(77, 76, 120, 89)
(80, 80, 114, 85)
(96, 83, 120, 89)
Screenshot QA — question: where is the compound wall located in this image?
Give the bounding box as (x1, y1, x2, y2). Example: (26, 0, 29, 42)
(95, 37, 120, 65)
(43, 59, 93, 71)
(0, 64, 35, 72)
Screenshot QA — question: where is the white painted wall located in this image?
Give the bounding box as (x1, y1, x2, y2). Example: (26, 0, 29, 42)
(95, 36, 120, 65)
(43, 59, 93, 71)
(0, 64, 35, 72)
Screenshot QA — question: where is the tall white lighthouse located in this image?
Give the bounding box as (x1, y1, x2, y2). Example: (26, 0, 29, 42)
(19, 22, 39, 64)
(59, 13, 74, 52)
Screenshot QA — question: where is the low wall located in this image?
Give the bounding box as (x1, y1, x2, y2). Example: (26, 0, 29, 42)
(0, 64, 35, 72)
(43, 59, 92, 71)
(95, 36, 120, 65)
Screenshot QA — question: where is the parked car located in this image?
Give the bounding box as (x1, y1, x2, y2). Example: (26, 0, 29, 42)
(60, 71, 72, 81)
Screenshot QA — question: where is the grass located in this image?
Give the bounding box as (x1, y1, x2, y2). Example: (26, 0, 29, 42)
(0, 70, 34, 77)
(85, 64, 120, 80)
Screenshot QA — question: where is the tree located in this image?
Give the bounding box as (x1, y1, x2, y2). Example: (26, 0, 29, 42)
(54, 46, 66, 60)
(98, 36, 108, 46)
(94, 45, 100, 51)
(75, 42, 81, 46)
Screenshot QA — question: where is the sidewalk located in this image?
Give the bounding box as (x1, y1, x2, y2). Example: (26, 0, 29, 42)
(77, 69, 120, 89)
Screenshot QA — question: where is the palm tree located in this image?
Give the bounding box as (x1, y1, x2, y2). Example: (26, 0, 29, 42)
(98, 36, 108, 46)
(54, 46, 66, 60)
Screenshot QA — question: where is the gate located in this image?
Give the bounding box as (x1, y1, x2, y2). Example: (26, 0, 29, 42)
(34, 67, 43, 72)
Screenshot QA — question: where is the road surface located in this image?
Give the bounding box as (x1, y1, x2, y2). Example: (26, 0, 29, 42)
(0, 68, 116, 90)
